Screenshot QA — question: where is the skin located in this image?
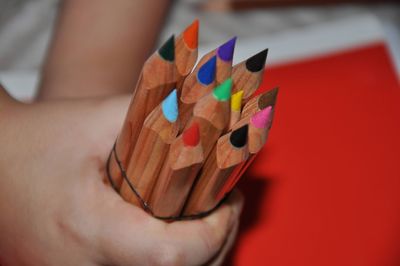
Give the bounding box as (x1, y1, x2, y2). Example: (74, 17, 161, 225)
(1, 1, 244, 264)
(0, 87, 243, 265)
(39, 0, 172, 100)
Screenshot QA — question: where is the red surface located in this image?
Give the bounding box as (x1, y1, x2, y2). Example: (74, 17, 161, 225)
(227, 43, 400, 266)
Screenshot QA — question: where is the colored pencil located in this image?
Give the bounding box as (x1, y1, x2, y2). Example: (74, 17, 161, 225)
(149, 122, 204, 217)
(103, 21, 278, 219)
(175, 20, 199, 89)
(241, 86, 279, 125)
(179, 38, 236, 130)
(183, 124, 249, 215)
(229, 90, 244, 129)
(186, 78, 232, 159)
(232, 48, 268, 103)
(120, 90, 180, 206)
(226, 107, 273, 193)
(108, 36, 177, 189)
(179, 55, 217, 130)
(196, 37, 236, 85)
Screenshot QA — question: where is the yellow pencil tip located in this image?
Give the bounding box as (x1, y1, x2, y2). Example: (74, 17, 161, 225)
(231, 90, 244, 111)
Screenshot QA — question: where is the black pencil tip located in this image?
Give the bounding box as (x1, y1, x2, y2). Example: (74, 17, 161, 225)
(159, 35, 175, 62)
(245, 48, 268, 72)
(230, 124, 248, 148)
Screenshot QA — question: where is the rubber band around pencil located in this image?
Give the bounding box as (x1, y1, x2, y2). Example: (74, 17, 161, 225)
(106, 142, 231, 221)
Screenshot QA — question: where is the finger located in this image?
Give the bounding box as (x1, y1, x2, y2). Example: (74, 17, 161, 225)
(156, 189, 244, 266)
(206, 220, 239, 266)
(94, 189, 161, 265)
(96, 189, 243, 266)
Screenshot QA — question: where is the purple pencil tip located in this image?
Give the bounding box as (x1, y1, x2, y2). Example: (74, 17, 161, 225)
(217, 36, 237, 62)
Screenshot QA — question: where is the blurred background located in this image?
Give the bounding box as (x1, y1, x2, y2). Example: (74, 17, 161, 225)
(0, 1, 399, 266)
(0, 0, 398, 100)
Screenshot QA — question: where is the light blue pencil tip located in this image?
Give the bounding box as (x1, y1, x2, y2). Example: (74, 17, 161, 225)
(162, 89, 178, 122)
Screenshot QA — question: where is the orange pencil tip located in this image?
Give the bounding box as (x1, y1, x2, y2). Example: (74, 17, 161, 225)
(183, 19, 199, 49)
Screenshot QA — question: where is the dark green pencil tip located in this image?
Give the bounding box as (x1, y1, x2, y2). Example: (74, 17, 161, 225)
(159, 35, 175, 62)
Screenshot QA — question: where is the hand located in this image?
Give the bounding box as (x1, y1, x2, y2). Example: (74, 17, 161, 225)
(0, 88, 243, 265)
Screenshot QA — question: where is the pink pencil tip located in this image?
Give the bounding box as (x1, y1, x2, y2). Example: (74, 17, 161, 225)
(250, 106, 272, 129)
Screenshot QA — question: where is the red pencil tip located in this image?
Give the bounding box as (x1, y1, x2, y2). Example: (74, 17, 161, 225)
(183, 19, 199, 49)
(183, 122, 200, 146)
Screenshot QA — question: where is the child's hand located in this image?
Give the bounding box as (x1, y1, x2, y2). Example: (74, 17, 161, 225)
(0, 89, 243, 265)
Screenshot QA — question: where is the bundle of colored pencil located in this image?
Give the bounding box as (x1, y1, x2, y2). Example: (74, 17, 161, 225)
(106, 20, 279, 219)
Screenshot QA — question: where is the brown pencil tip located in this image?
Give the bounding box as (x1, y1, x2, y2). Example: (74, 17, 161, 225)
(259, 86, 279, 109)
(183, 122, 200, 147)
(183, 19, 199, 49)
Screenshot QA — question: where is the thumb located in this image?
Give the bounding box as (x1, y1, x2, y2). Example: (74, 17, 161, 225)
(95, 189, 244, 266)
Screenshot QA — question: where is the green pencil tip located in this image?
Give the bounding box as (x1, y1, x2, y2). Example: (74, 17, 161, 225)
(213, 78, 232, 101)
(158, 35, 175, 62)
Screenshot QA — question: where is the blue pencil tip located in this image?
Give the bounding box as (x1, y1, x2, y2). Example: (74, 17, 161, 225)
(217, 37, 236, 62)
(161, 89, 178, 122)
(197, 56, 217, 85)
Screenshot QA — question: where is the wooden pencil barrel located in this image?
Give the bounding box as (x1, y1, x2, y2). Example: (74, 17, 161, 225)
(183, 151, 236, 215)
(232, 63, 263, 101)
(150, 161, 202, 217)
(119, 128, 170, 206)
(108, 55, 176, 189)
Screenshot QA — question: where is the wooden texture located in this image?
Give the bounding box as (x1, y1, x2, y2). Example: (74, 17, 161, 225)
(227, 120, 270, 193)
(175, 34, 198, 90)
(188, 92, 230, 159)
(179, 54, 217, 130)
(241, 87, 278, 120)
(180, 42, 234, 130)
(109, 53, 177, 189)
(232, 61, 264, 102)
(229, 109, 241, 129)
(149, 133, 204, 217)
(120, 106, 179, 206)
(183, 131, 248, 215)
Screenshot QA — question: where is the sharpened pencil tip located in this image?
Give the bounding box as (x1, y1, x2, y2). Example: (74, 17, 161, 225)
(259, 86, 279, 109)
(245, 48, 268, 72)
(183, 122, 200, 147)
(159, 35, 175, 62)
(251, 106, 272, 129)
(162, 89, 178, 122)
(217, 36, 236, 62)
(183, 19, 199, 49)
(213, 78, 232, 101)
(197, 55, 217, 85)
(231, 90, 244, 111)
(230, 124, 248, 148)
